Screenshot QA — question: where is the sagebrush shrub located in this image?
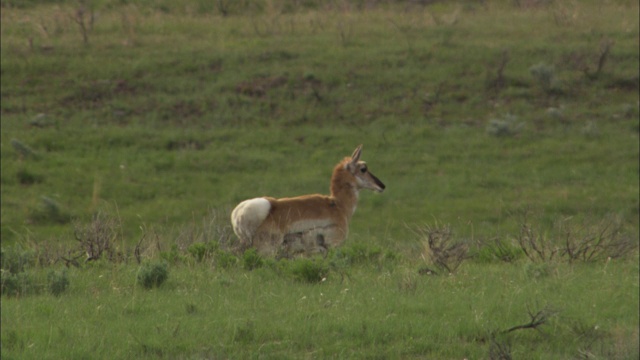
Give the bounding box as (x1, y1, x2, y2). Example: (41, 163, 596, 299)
(1, 246, 39, 297)
(10, 138, 38, 159)
(524, 262, 554, 280)
(486, 114, 524, 137)
(187, 243, 209, 262)
(473, 238, 524, 263)
(160, 244, 186, 264)
(415, 223, 469, 274)
(288, 258, 328, 284)
(242, 249, 263, 270)
(215, 250, 238, 269)
(1, 246, 35, 274)
(1, 270, 33, 297)
(73, 211, 120, 262)
(29, 196, 70, 224)
(529, 62, 557, 92)
(137, 262, 168, 289)
(47, 269, 69, 296)
(515, 214, 637, 263)
(16, 168, 44, 185)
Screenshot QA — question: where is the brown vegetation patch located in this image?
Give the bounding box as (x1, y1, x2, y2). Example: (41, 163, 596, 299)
(235, 76, 288, 97)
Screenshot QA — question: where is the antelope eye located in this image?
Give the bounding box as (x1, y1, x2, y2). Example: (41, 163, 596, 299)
(360, 166, 367, 173)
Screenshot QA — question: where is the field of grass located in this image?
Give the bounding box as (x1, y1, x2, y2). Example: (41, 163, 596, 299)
(1, 0, 639, 359)
(1, 259, 638, 359)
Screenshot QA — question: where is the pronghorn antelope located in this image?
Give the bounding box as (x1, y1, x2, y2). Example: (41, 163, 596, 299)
(231, 145, 385, 257)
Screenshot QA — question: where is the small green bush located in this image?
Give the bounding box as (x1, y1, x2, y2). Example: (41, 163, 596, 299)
(288, 258, 329, 284)
(10, 138, 38, 159)
(332, 243, 384, 266)
(242, 249, 263, 270)
(524, 262, 554, 280)
(16, 168, 44, 185)
(160, 244, 186, 264)
(529, 62, 558, 93)
(73, 211, 120, 262)
(187, 243, 210, 262)
(1, 270, 34, 297)
(1, 246, 35, 274)
(28, 196, 70, 224)
(486, 114, 524, 137)
(473, 239, 524, 263)
(137, 262, 169, 289)
(47, 269, 69, 296)
(215, 250, 238, 269)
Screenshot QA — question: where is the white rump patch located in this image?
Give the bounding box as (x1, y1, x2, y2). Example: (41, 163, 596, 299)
(231, 197, 271, 243)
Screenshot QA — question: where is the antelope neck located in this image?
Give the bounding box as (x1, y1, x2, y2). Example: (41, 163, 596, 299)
(329, 161, 359, 218)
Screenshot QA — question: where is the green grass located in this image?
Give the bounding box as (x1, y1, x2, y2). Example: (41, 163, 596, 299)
(1, 259, 638, 359)
(1, 0, 639, 358)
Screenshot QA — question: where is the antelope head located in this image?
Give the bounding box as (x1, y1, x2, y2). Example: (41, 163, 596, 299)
(347, 144, 386, 193)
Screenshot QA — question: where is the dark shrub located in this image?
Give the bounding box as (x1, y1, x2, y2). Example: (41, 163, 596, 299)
(288, 258, 328, 284)
(47, 269, 69, 296)
(137, 262, 169, 289)
(242, 249, 263, 270)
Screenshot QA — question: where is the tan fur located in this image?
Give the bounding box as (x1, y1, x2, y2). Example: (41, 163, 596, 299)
(231, 145, 385, 257)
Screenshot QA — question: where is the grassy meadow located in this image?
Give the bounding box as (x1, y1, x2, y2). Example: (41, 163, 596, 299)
(1, 0, 639, 358)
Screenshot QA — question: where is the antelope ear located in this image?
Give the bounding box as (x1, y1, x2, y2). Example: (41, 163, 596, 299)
(350, 144, 363, 164)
